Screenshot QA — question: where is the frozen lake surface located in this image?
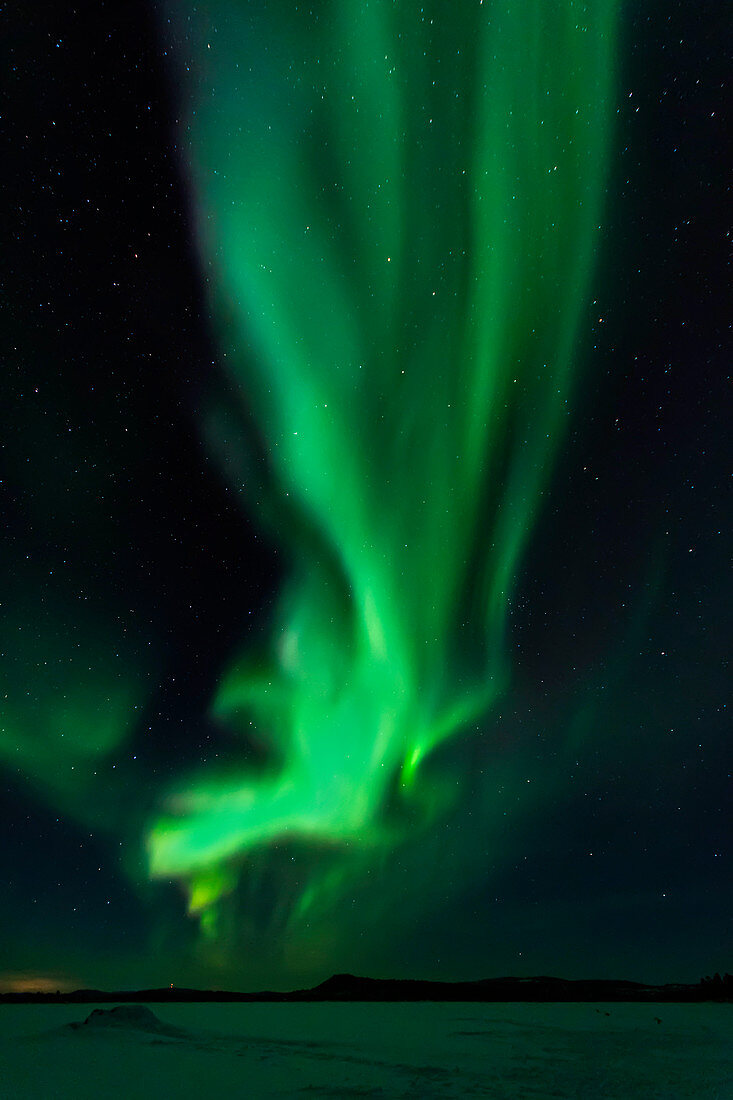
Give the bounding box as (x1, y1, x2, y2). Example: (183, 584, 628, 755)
(0, 1000, 730, 1097)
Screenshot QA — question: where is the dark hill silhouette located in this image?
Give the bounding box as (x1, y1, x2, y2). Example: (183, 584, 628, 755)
(2, 972, 731, 1004)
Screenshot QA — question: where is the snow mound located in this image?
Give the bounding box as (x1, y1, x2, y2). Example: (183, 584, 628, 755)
(68, 1005, 184, 1038)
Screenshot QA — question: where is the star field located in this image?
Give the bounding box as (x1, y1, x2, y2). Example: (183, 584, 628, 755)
(0, 0, 728, 993)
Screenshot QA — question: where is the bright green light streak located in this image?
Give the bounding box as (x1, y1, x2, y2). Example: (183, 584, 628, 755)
(150, 0, 620, 930)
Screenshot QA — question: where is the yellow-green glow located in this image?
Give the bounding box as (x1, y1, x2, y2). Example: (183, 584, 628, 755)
(150, 0, 620, 934)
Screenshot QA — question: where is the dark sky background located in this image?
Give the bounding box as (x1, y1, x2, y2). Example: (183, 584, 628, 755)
(1, 0, 729, 993)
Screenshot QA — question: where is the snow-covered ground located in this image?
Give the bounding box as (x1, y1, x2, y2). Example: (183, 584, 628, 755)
(0, 1000, 730, 1098)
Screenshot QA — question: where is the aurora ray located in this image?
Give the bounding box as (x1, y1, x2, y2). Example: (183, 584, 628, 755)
(149, 0, 620, 933)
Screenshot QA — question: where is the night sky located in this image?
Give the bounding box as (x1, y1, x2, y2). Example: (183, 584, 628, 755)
(2, 1, 729, 994)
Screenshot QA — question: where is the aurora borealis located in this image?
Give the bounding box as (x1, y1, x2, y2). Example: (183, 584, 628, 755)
(147, 0, 619, 934)
(2, 0, 729, 993)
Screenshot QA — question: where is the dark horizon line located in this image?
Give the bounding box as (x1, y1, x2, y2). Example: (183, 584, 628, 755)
(2, 972, 731, 1005)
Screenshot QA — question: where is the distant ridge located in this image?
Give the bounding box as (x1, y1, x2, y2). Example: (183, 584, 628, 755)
(1, 973, 731, 1004)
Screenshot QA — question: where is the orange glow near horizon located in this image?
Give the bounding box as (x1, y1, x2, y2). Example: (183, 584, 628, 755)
(0, 973, 78, 994)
